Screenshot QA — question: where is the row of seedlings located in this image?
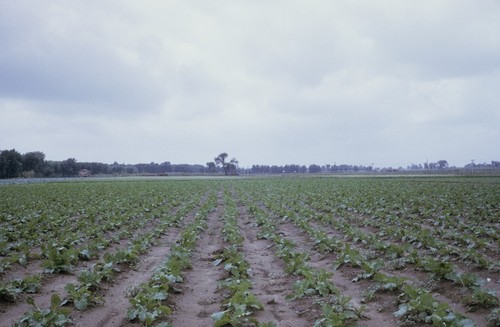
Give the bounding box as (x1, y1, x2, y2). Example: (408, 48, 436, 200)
(299, 180, 497, 270)
(126, 192, 217, 326)
(1, 185, 193, 303)
(12, 192, 207, 326)
(211, 189, 267, 327)
(283, 191, 498, 323)
(241, 195, 364, 327)
(259, 193, 479, 326)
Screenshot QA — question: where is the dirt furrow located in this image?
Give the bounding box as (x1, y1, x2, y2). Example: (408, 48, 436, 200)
(72, 225, 186, 327)
(168, 193, 226, 327)
(271, 215, 399, 327)
(1, 273, 78, 327)
(0, 198, 201, 327)
(72, 196, 211, 327)
(0, 202, 179, 290)
(304, 216, 493, 326)
(237, 205, 310, 326)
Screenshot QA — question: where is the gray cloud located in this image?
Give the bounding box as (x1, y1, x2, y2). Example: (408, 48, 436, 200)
(0, 1, 167, 114)
(1, 0, 499, 167)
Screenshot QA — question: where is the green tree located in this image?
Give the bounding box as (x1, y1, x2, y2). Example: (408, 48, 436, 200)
(59, 158, 78, 176)
(22, 151, 46, 176)
(206, 162, 216, 173)
(0, 149, 23, 178)
(308, 164, 322, 173)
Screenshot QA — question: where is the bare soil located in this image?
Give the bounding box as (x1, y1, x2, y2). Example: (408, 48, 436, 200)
(237, 205, 310, 326)
(73, 226, 186, 327)
(273, 216, 399, 326)
(287, 208, 494, 326)
(168, 194, 226, 326)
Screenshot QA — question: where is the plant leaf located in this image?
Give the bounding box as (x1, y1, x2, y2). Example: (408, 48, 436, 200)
(393, 304, 408, 318)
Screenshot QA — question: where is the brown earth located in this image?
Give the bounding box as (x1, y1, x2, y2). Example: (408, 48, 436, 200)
(73, 226, 186, 327)
(168, 194, 226, 326)
(237, 205, 311, 326)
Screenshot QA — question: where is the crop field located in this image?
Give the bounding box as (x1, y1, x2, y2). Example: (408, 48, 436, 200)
(0, 176, 499, 327)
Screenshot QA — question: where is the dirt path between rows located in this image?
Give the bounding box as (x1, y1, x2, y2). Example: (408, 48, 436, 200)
(73, 223, 188, 327)
(268, 214, 399, 327)
(168, 192, 226, 326)
(73, 194, 212, 327)
(304, 215, 490, 326)
(1, 273, 78, 327)
(0, 195, 208, 327)
(0, 208, 179, 325)
(237, 204, 310, 326)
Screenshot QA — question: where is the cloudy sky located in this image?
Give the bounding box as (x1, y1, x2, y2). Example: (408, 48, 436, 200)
(1, 1, 499, 168)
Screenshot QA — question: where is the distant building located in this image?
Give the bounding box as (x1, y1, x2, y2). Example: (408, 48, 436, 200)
(78, 169, 91, 177)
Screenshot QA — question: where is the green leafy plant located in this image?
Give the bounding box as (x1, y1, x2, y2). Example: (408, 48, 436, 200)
(384, 243, 407, 259)
(487, 308, 500, 327)
(315, 295, 364, 327)
(17, 275, 43, 293)
(0, 274, 43, 302)
(461, 249, 492, 269)
(373, 273, 406, 292)
(312, 230, 341, 253)
(104, 247, 139, 266)
(125, 199, 213, 327)
(212, 287, 264, 327)
(218, 246, 251, 280)
(62, 283, 103, 311)
(77, 269, 103, 291)
(394, 284, 473, 326)
(77, 246, 98, 261)
(333, 244, 363, 270)
(41, 245, 77, 274)
(127, 283, 171, 325)
(362, 273, 407, 302)
(352, 259, 384, 282)
(463, 288, 498, 312)
(450, 272, 485, 288)
(282, 251, 310, 275)
(287, 269, 338, 300)
(165, 246, 192, 275)
(418, 257, 456, 281)
(15, 295, 71, 327)
(212, 193, 266, 327)
(0, 281, 21, 302)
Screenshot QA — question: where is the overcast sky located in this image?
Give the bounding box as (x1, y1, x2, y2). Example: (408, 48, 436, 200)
(1, 1, 499, 168)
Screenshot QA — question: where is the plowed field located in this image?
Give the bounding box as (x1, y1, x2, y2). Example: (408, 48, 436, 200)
(1, 176, 498, 326)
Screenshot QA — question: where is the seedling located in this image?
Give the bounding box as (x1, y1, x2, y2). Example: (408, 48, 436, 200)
(15, 295, 71, 327)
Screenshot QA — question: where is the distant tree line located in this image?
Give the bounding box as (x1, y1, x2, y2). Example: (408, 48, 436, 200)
(1, 148, 499, 179)
(0, 149, 205, 178)
(244, 163, 374, 174)
(0, 149, 115, 178)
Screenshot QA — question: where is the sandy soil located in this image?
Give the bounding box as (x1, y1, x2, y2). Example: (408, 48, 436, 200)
(73, 226, 187, 327)
(168, 194, 226, 326)
(237, 206, 310, 326)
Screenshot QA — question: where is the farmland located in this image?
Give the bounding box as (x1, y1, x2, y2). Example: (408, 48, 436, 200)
(0, 176, 498, 326)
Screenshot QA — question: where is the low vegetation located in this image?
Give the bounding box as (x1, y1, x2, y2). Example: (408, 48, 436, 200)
(0, 176, 498, 326)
